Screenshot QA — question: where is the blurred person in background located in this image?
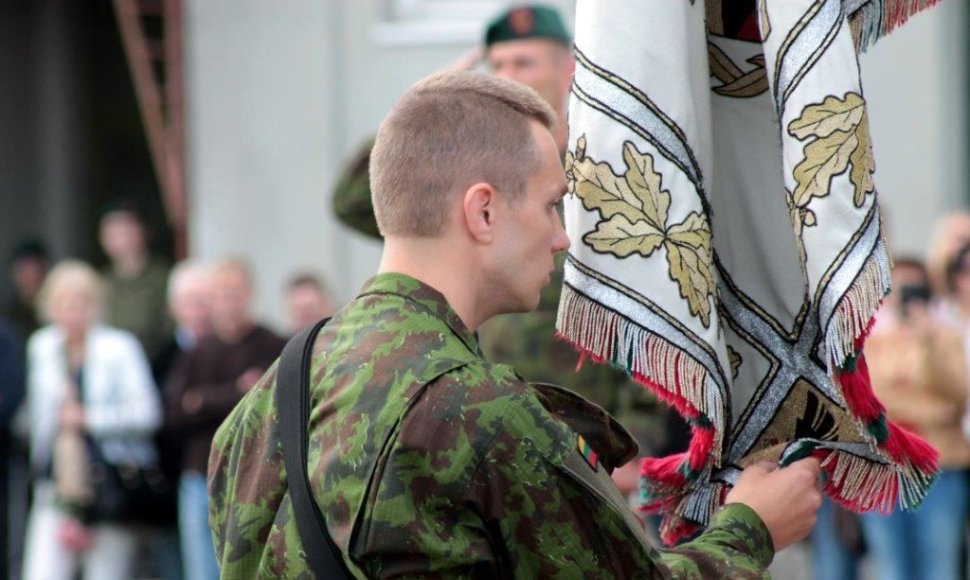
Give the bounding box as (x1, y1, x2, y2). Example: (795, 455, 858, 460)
(99, 200, 173, 362)
(4, 238, 50, 342)
(165, 258, 285, 580)
(0, 317, 25, 580)
(861, 257, 970, 580)
(940, 242, 970, 439)
(809, 498, 864, 580)
(285, 272, 334, 334)
(926, 210, 970, 298)
(23, 260, 161, 580)
(142, 260, 214, 580)
(154, 260, 214, 382)
(1, 239, 46, 580)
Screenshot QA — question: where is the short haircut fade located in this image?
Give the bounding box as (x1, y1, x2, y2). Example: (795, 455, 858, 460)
(370, 70, 556, 237)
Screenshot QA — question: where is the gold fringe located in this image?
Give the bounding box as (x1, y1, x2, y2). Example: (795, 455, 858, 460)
(823, 448, 935, 512)
(557, 285, 724, 463)
(825, 238, 891, 367)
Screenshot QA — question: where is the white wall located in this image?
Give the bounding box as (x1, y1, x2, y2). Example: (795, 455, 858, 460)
(186, 0, 344, 330)
(861, 0, 967, 258)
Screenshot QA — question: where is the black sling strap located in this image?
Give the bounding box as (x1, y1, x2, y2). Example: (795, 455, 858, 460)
(275, 318, 352, 579)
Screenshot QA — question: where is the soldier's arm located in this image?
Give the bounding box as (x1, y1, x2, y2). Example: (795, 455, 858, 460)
(473, 385, 793, 579)
(653, 503, 774, 577)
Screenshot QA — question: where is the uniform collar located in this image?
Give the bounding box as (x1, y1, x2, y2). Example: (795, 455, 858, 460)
(359, 273, 482, 356)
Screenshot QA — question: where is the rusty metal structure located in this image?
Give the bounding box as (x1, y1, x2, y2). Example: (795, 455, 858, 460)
(112, 0, 187, 258)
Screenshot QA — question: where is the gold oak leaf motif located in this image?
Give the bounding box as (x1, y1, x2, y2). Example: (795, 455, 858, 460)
(709, 44, 768, 98)
(565, 136, 716, 327)
(728, 345, 742, 379)
(786, 92, 876, 232)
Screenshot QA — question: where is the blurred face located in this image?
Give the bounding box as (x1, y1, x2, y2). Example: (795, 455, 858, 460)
(49, 286, 97, 338)
(952, 255, 970, 301)
(889, 264, 930, 318)
(171, 278, 212, 340)
(491, 122, 570, 312)
(99, 212, 147, 262)
(11, 258, 47, 300)
(488, 39, 572, 112)
(210, 267, 252, 335)
(288, 284, 333, 331)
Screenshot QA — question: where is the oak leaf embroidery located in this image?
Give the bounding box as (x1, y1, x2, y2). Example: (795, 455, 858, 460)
(566, 136, 715, 327)
(728, 345, 742, 380)
(786, 92, 876, 233)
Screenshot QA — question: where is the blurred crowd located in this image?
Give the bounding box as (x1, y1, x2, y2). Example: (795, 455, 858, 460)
(0, 202, 334, 580)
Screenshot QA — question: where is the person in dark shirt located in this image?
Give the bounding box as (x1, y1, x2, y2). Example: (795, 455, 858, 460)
(0, 318, 24, 580)
(4, 239, 48, 342)
(165, 258, 284, 580)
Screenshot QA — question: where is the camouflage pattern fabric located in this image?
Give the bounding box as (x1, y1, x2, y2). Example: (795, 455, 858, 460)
(332, 139, 381, 239)
(209, 273, 774, 578)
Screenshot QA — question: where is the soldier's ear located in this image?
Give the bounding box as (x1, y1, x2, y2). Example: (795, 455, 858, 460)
(462, 182, 497, 244)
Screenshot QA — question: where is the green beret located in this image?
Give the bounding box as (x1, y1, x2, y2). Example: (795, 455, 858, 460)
(485, 5, 571, 48)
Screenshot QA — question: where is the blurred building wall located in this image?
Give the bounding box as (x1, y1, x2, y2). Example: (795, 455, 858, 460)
(183, 1, 964, 329)
(861, 0, 967, 257)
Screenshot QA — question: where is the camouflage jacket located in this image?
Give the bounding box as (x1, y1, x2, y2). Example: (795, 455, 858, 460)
(209, 274, 774, 579)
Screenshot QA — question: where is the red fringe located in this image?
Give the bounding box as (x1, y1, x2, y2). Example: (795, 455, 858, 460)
(688, 426, 715, 474)
(885, 0, 941, 36)
(659, 518, 701, 547)
(631, 371, 698, 421)
(884, 422, 939, 472)
(641, 453, 688, 486)
(834, 355, 885, 422)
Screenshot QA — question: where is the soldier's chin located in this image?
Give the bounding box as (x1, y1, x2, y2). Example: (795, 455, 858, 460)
(505, 293, 541, 314)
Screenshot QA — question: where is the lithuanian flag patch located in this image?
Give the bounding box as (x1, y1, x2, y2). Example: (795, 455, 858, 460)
(577, 434, 598, 471)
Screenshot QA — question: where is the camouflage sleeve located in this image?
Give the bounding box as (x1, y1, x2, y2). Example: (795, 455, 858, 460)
(332, 138, 382, 239)
(471, 387, 774, 579)
(656, 503, 774, 578)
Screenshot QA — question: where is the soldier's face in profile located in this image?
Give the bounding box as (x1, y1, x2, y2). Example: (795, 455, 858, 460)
(492, 122, 570, 313)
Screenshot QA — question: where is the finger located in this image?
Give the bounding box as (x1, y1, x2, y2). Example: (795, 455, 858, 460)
(752, 460, 779, 472)
(790, 456, 822, 475)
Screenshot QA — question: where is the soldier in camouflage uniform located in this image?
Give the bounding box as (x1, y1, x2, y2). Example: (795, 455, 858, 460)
(331, 5, 686, 464)
(209, 70, 822, 578)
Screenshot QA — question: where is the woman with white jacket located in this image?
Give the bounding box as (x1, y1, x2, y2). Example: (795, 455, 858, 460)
(22, 260, 161, 580)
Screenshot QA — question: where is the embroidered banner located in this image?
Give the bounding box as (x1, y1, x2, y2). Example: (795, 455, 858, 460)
(558, 0, 940, 544)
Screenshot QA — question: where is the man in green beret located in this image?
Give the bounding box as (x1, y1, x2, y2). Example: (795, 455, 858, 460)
(331, 5, 685, 494)
(333, 4, 575, 233)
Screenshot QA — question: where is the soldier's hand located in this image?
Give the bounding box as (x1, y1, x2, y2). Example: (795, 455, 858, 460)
(724, 457, 822, 552)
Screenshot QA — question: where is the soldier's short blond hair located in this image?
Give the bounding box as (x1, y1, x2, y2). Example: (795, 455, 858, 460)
(371, 70, 556, 237)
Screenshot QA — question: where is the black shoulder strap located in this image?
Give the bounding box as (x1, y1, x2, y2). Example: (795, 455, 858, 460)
(275, 318, 352, 579)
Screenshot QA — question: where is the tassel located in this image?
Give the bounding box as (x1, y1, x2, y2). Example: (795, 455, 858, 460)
(884, 422, 939, 473)
(687, 426, 715, 475)
(834, 354, 885, 422)
(659, 517, 701, 547)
